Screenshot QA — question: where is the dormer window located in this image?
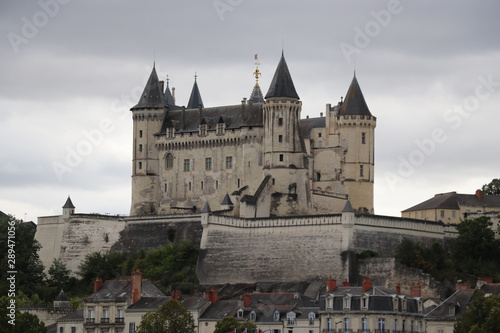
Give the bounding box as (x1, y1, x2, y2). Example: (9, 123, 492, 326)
(217, 117, 225, 135)
(274, 310, 280, 322)
(286, 312, 296, 326)
(308, 312, 315, 325)
(326, 296, 333, 310)
(393, 297, 399, 312)
(250, 310, 256, 322)
(167, 127, 174, 139)
(343, 295, 351, 310)
(361, 295, 369, 310)
(199, 124, 207, 136)
(237, 309, 243, 318)
(449, 304, 455, 316)
(402, 298, 407, 312)
(418, 300, 423, 313)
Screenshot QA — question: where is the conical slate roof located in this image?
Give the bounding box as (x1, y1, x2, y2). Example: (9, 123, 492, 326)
(250, 82, 265, 103)
(131, 66, 166, 110)
(62, 196, 75, 209)
(201, 201, 212, 213)
(164, 81, 176, 106)
(187, 79, 204, 109)
(265, 53, 299, 99)
(342, 199, 354, 213)
(221, 193, 233, 206)
(54, 289, 70, 302)
(339, 75, 372, 116)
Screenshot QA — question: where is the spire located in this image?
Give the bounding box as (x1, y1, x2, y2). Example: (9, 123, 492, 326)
(62, 196, 75, 209)
(339, 75, 372, 116)
(201, 201, 212, 213)
(187, 73, 204, 109)
(250, 54, 265, 103)
(265, 52, 299, 99)
(342, 199, 354, 213)
(131, 66, 166, 110)
(164, 75, 176, 106)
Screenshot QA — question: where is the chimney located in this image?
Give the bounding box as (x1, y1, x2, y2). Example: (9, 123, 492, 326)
(206, 287, 219, 304)
(172, 87, 176, 104)
(396, 283, 401, 295)
(326, 276, 337, 292)
(243, 293, 251, 307)
(362, 277, 372, 292)
(171, 289, 181, 301)
(456, 280, 471, 291)
(411, 282, 421, 298)
(342, 279, 350, 287)
(94, 277, 103, 292)
(131, 269, 143, 303)
(476, 189, 483, 200)
(320, 112, 323, 117)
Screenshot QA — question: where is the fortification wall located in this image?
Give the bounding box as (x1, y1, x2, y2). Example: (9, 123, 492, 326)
(35, 215, 66, 273)
(59, 214, 126, 275)
(197, 214, 348, 284)
(112, 214, 203, 252)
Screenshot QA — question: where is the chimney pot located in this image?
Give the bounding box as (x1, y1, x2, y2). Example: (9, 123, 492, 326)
(94, 277, 103, 292)
(326, 276, 337, 292)
(243, 293, 251, 307)
(342, 279, 350, 287)
(362, 277, 372, 292)
(411, 282, 421, 297)
(396, 283, 401, 295)
(131, 269, 143, 303)
(476, 189, 483, 200)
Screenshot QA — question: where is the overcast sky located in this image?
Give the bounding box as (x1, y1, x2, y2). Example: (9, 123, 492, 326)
(1, 0, 499, 222)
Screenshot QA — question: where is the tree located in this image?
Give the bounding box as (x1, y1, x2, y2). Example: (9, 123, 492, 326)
(136, 299, 194, 333)
(453, 216, 500, 277)
(455, 292, 500, 333)
(482, 178, 500, 195)
(48, 258, 70, 289)
(0, 296, 47, 333)
(213, 316, 257, 333)
(0, 214, 45, 296)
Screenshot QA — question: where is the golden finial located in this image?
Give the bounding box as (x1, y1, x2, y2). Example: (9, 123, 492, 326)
(253, 54, 261, 83)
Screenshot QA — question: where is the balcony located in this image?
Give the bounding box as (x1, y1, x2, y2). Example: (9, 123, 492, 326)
(85, 318, 95, 324)
(115, 317, 125, 323)
(101, 318, 110, 323)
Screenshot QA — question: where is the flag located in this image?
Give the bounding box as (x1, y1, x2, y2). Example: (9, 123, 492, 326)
(254, 329, 259, 333)
(242, 329, 247, 333)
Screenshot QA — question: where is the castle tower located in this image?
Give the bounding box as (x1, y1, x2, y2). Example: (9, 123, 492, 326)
(249, 55, 265, 103)
(62, 196, 75, 221)
(263, 53, 311, 214)
(187, 74, 203, 109)
(130, 65, 166, 215)
(337, 74, 376, 213)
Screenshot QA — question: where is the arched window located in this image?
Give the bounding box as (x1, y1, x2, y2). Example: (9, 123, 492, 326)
(274, 310, 280, 321)
(165, 153, 174, 169)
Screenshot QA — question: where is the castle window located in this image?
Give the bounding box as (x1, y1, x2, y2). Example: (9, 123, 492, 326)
(279, 135, 283, 143)
(410, 320, 414, 332)
(130, 322, 136, 333)
(344, 318, 350, 331)
(139, 130, 143, 138)
(216, 180, 219, 189)
(164, 183, 167, 193)
(360, 165, 364, 177)
(201, 181, 204, 190)
(102, 308, 109, 323)
(378, 318, 385, 331)
(205, 158, 212, 170)
(342, 139, 346, 149)
(278, 117, 283, 126)
(250, 311, 256, 322)
(138, 162, 142, 169)
(280, 154, 284, 162)
(362, 132, 366, 144)
(139, 144, 143, 152)
(238, 179, 240, 188)
(88, 308, 95, 323)
(452, 211, 456, 218)
(286, 312, 295, 325)
(167, 127, 174, 138)
(318, 132, 322, 138)
(394, 319, 398, 332)
(226, 156, 233, 169)
(217, 123, 225, 135)
(199, 124, 207, 136)
(165, 153, 174, 169)
(184, 159, 190, 171)
(441, 210, 445, 218)
(361, 318, 368, 332)
(189, 182, 192, 191)
(402, 320, 406, 331)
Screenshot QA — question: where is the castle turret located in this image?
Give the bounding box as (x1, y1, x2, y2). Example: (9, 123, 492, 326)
(263, 53, 311, 215)
(62, 196, 75, 221)
(187, 74, 203, 109)
(130, 65, 166, 215)
(337, 74, 376, 213)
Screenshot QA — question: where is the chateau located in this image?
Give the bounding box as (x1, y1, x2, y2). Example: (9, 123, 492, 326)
(130, 53, 376, 217)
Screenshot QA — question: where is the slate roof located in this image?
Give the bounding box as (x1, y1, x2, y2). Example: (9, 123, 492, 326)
(158, 103, 263, 135)
(85, 280, 165, 303)
(402, 192, 500, 212)
(342, 200, 354, 213)
(480, 283, 500, 296)
(54, 289, 70, 302)
(164, 81, 177, 107)
(339, 75, 372, 116)
(131, 66, 166, 110)
(57, 309, 84, 322)
(221, 193, 233, 206)
(265, 53, 299, 99)
(199, 299, 240, 319)
(300, 117, 325, 139)
(425, 289, 475, 319)
(187, 79, 204, 109)
(250, 82, 265, 103)
(62, 196, 75, 209)
(126, 296, 169, 311)
(180, 296, 209, 310)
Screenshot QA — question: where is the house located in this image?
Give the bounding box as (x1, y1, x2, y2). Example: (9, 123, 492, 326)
(401, 190, 500, 224)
